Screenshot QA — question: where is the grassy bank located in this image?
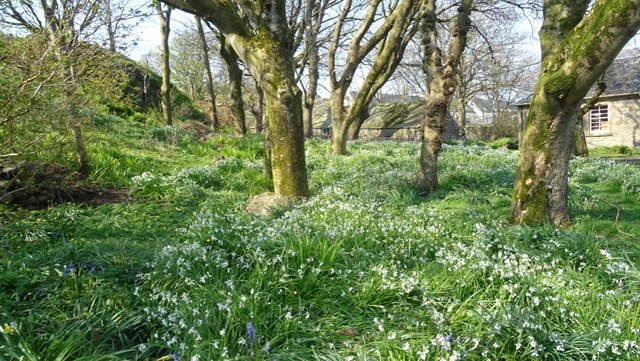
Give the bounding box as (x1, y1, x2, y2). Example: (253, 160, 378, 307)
(1, 120, 639, 360)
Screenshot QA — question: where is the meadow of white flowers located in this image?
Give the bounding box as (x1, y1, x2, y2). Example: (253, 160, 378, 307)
(134, 141, 640, 360)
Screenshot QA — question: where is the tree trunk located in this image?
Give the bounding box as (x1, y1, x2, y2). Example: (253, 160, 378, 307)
(220, 35, 247, 136)
(253, 84, 264, 133)
(417, 93, 448, 193)
(69, 103, 90, 176)
(330, 93, 348, 154)
(457, 98, 467, 140)
(263, 127, 272, 181)
(348, 106, 369, 140)
(574, 115, 589, 157)
(303, 92, 314, 138)
(416, 0, 473, 194)
(512, 95, 577, 226)
(105, 0, 117, 52)
(195, 16, 219, 131)
(303, 42, 319, 138)
(157, 3, 172, 126)
(261, 69, 308, 197)
(511, 0, 640, 226)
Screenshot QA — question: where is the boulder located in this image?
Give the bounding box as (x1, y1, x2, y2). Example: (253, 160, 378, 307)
(244, 192, 295, 218)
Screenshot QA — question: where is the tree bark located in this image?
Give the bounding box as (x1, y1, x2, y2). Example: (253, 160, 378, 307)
(417, 0, 473, 194)
(456, 96, 467, 140)
(573, 115, 589, 157)
(220, 34, 247, 136)
(251, 79, 265, 133)
(256, 48, 308, 197)
(329, 90, 348, 154)
(158, 0, 309, 198)
(195, 16, 219, 131)
(156, 3, 173, 126)
(512, 0, 640, 226)
(327, 0, 420, 155)
(348, 105, 369, 140)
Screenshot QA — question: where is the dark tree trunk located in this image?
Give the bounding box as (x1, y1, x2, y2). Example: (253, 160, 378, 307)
(303, 45, 319, 138)
(195, 16, 219, 131)
(574, 116, 589, 157)
(263, 127, 272, 181)
(457, 98, 467, 140)
(220, 35, 247, 136)
(348, 106, 369, 140)
(252, 82, 265, 133)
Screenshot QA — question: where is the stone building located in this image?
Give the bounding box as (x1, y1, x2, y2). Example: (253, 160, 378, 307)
(515, 56, 640, 148)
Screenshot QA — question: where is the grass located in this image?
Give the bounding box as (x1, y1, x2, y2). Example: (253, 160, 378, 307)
(2, 118, 640, 360)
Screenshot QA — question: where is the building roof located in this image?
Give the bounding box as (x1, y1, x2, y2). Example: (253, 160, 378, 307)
(514, 55, 640, 106)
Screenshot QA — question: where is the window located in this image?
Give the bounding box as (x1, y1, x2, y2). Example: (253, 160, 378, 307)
(590, 105, 610, 133)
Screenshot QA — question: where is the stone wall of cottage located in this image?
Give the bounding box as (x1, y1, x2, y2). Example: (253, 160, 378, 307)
(517, 95, 640, 149)
(584, 97, 640, 148)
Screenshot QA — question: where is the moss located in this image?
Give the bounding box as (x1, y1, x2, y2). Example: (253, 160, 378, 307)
(543, 69, 578, 97)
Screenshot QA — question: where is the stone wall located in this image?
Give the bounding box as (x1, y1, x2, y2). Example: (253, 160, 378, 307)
(584, 96, 640, 148)
(517, 95, 640, 148)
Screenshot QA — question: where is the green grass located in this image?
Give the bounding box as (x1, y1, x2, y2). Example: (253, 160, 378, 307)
(2, 121, 640, 360)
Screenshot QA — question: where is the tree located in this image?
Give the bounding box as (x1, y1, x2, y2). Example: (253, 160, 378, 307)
(219, 33, 247, 136)
(100, 0, 149, 52)
(453, 18, 534, 140)
(157, 0, 309, 198)
(298, 0, 337, 138)
(156, 1, 173, 126)
(195, 16, 220, 130)
(328, 0, 421, 155)
(417, 0, 474, 194)
(512, 0, 640, 226)
(0, 0, 123, 175)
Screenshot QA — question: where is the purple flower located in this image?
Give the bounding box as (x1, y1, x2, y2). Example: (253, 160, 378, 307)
(246, 322, 257, 354)
(171, 352, 181, 361)
(62, 262, 77, 277)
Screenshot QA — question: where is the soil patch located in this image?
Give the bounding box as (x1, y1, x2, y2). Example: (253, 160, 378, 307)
(0, 161, 131, 209)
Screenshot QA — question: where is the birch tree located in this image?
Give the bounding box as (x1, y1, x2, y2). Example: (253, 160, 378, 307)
(512, 0, 640, 226)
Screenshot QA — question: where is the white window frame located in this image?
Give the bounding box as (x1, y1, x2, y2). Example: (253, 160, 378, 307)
(589, 105, 610, 133)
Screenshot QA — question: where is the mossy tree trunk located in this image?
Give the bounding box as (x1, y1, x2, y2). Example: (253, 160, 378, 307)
(159, 0, 309, 198)
(156, 2, 173, 127)
(512, 0, 640, 226)
(327, 0, 420, 155)
(220, 34, 247, 136)
(195, 16, 220, 131)
(417, 0, 473, 194)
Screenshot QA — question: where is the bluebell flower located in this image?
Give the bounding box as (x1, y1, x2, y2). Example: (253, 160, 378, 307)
(171, 352, 181, 361)
(62, 262, 77, 277)
(246, 322, 257, 354)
